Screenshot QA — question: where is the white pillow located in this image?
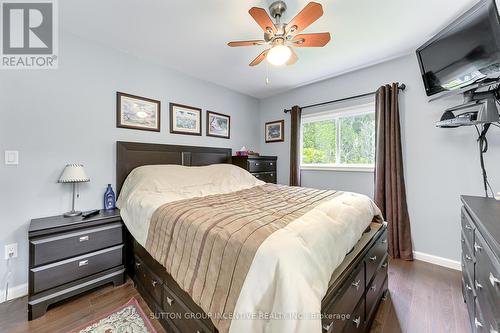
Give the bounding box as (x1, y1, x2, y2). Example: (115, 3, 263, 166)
(117, 164, 264, 206)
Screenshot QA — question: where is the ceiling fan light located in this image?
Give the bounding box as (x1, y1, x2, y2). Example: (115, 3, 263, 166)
(266, 45, 292, 66)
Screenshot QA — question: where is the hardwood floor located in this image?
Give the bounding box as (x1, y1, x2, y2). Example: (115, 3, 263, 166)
(0, 259, 470, 333)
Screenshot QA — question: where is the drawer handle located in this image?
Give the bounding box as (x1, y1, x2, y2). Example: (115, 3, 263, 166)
(466, 284, 473, 291)
(79, 260, 89, 267)
(369, 255, 377, 262)
(322, 322, 332, 332)
(370, 284, 377, 292)
(465, 254, 473, 261)
(353, 316, 361, 328)
(79, 235, 89, 242)
(255, 163, 260, 166)
(351, 280, 361, 290)
(166, 296, 174, 306)
(270, 163, 273, 166)
(151, 280, 158, 288)
(382, 262, 388, 269)
(135, 262, 141, 268)
(475, 317, 483, 328)
(461, 237, 465, 243)
(465, 224, 473, 231)
(475, 280, 483, 290)
(270, 174, 274, 177)
(474, 242, 483, 252)
(489, 272, 500, 286)
(255, 175, 260, 178)
(382, 239, 387, 244)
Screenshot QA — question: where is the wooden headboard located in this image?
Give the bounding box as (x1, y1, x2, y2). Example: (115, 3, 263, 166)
(116, 141, 232, 194)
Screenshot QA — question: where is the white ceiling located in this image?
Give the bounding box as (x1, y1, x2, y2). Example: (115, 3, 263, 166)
(61, 0, 478, 99)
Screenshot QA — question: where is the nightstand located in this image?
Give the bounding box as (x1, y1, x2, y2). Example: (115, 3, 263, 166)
(232, 156, 277, 184)
(28, 209, 125, 320)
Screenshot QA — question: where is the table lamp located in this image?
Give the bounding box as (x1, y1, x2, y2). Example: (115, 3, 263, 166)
(58, 164, 90, 217)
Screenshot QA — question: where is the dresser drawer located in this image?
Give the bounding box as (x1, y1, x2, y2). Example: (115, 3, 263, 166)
(366, 257, 388, 320)
(474, 232, 500, 318)
(248, 159, 276, 172)
(462, 270, 475, 329)
(462, 236, 475, 281)
(163, 286, 212, 333)
(134, 256, 163, 306)
(342, 299, 365, 333)
(30, 244, 123, 293)
(252, 172, 277, 183)
(322, 265, 365, 332)
(30, 222, 123, 266)
(461, 207, 475, 247)
(365, 229, 387, 285)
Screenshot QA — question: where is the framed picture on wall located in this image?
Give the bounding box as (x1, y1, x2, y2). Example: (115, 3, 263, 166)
(206, 111, 230, 139)
(116, 92, 161, 132)
(265, 120, 284, 143)
(169, 103, 202, 136)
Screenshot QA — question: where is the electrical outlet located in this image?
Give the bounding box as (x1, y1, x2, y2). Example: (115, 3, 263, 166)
(4, 243, 18, 259)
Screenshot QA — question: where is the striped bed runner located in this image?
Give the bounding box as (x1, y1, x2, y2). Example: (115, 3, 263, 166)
(145, 184, 340, 332)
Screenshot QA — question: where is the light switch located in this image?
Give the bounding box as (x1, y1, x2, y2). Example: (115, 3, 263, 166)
(5, 150, 19, 165)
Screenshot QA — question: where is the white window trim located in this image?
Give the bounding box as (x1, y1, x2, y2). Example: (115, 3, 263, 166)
(300, 101, 375, 172)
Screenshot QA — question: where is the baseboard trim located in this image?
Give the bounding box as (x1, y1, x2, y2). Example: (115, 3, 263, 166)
(0, 283, 28, 303)
(413, 251, 461, 271)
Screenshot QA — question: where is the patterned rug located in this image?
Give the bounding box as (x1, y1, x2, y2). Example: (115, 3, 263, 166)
(69, 298, 157, 333)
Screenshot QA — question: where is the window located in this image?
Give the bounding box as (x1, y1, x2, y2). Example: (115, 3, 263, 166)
(300, 102, 375, 171)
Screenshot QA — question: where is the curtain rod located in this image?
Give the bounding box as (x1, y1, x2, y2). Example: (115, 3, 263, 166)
(283, 83, 406, 113)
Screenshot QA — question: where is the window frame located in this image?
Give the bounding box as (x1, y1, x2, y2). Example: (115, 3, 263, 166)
(300, 101, 376, 172)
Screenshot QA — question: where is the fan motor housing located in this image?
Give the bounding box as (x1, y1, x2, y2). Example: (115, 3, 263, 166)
(269, 1, 287, 19)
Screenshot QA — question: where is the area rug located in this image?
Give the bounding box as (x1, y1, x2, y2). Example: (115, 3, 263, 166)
(69, 298, 157, 333)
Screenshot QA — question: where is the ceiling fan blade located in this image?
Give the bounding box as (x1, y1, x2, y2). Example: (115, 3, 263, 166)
(249, 7, 277, 34)
(286, 2, 324, 35)
(228, 40, 266, 47)
(286, 48, 298, 65)
(249, 49, 269, 66)
(292, 32, 331, 47)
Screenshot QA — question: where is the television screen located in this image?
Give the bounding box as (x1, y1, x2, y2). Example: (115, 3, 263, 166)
(416, 0, 500, 96)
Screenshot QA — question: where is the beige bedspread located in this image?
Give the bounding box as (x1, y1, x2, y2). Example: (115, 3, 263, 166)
(145, 184, 340, 332)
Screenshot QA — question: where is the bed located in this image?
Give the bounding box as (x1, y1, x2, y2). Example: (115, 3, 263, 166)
(116, 141, 388, 333)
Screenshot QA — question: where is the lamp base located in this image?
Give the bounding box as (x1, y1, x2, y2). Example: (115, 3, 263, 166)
(63, 210, 82, 217)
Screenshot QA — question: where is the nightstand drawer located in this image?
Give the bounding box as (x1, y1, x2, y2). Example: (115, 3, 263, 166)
(30, 244, 123, 293)
(252, 172, 277, 183)
(248, 160, 276, 172)
(30, 222, 123, 266)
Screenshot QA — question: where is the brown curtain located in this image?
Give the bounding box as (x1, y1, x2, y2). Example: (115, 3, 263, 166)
(289, 105, 302, 186)
(375, 83, 413, 260)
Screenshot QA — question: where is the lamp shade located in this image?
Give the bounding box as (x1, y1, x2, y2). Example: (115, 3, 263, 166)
(58, 164, 90, 183)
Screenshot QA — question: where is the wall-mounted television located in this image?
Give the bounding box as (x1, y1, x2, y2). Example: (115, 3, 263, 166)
(416, 0, 500, 97)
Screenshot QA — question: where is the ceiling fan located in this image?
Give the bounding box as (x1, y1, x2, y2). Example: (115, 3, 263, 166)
(228, 1, 331, 67)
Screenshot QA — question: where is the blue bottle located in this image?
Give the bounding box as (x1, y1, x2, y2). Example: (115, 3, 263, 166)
(104, 184, 116, 210)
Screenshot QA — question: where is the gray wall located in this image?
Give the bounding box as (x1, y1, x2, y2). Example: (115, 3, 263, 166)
(259, 54, 500, 262)
(0, 32, 260, 289)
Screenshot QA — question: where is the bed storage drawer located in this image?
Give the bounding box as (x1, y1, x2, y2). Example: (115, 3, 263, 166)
(365, 229, 387, 285)
(342, 299, 365, 333)
(30, 244, 123, 293)
(322, 265, 365, 332)
(162, 286, 212, 333)
(247, 159, 276, 172)
(366, 257, 388, 320)
(30, 222, 123, 266)
(134, 255, 164, 306)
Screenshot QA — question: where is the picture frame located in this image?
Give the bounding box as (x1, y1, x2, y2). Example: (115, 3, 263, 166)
(206, 111, 230, 139)
(169, 103, 202, 136)
(265, 120, 285, 143)
(116, 92, 161, 132)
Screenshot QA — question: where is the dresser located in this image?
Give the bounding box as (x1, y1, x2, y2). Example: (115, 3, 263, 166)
(232, 155, 277, 184)
(461, 196, 500, 332)
(28, 209, 125, 320)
